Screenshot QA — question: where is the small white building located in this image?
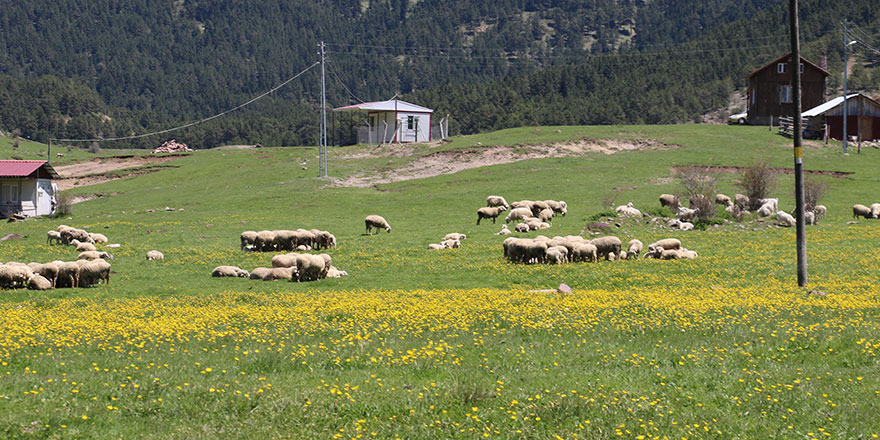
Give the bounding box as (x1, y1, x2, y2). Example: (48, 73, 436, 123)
(335, 99, 437, 144)
(0, 160, 60, 218)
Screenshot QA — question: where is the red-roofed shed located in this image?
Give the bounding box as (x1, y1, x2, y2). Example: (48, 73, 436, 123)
(0, 160, 59, 218)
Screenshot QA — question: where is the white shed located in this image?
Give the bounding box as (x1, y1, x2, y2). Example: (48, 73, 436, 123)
(335, 99, 434, 144)
(0, 160, 60, 218)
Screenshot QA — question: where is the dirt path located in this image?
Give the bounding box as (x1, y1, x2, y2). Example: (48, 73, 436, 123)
(330, 138, 674, 187)
(54, 154, 187, 190)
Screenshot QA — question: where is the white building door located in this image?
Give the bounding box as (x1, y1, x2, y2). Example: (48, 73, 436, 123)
(399, 115, 420, 143)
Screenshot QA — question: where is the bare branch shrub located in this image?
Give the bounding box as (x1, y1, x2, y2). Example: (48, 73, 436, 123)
(677, 166, 716, 221)
(802, 176, 829, 211)
(738, 160, 778, 211)
(88, 142, 102, 154)
(601, 191, 619, 211)
(51, 193, 74, 217)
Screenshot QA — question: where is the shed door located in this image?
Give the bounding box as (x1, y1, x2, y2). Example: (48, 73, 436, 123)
(859, 116, 873, 141)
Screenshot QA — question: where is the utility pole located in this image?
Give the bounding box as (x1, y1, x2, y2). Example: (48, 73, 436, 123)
(842, 22, 856, 155)
(790, 0, 807, 286)
(319, 41, 328, 177)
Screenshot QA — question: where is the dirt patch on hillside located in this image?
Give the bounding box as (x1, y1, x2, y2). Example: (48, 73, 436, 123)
(54, 154, 187, 190)
(671, 165, 852, 178)
(331, 138, 674, 187)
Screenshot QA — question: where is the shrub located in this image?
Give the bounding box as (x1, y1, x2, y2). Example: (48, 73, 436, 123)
(802, 176, 828, 211)
(644, 206, 676, 218)
(587, 210, 617, 222)
(88, 142, 102, 154)
(676, 166, 716, 221)
(738, 160, 778, 211)
(51, 193, 74, 217)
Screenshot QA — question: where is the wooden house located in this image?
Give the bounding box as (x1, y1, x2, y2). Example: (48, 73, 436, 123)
(746, 53, 829, 125)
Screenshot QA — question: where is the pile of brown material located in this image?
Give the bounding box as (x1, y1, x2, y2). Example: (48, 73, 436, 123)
(152, 139, 192, 154)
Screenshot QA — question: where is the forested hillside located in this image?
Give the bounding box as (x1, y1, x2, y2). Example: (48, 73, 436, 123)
(0, 0, 877, 148)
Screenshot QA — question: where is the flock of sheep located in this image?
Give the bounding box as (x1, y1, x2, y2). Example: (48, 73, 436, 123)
(428, 233, 465, 250)
(240, 229, 337, 252)
(656, 193, 827, 228)
(502, 235, 696, 265)
(212, 251, 347, 283)
(477, 196, 567, 234)
(0, 225, 113, 290)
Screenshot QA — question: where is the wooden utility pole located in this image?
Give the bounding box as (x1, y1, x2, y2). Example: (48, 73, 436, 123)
(790, 0, 807, 286)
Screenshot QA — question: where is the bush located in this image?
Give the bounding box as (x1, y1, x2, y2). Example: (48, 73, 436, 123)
(644, 206, 676, 218)
(51, 193, 74, 217)
(676, 166, 716, 221)
(587, 210, 617, 222)
(738, 160, 778, 211)
(88, 142, 102, 154)
(802, 176, 828, 211)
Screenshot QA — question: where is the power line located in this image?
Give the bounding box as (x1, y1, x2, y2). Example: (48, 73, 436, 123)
(326, 60, 364, 104)
(51, 61, 320, 143)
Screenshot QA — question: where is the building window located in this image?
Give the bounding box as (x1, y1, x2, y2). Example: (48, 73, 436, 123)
(800, 63, 804, 73)
(2, 185, 18, 204)
(777, 63, 786, 73)
(780, 85, 793, 104)
(407, 116, 415, 130)
(751, 89, 756, 105)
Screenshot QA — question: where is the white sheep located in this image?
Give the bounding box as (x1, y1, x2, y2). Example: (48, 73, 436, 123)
(626, 239, 643, 260)
(477, 206, 506, 225)
(78, 259, 111, 287)
(55, 262, 81, 288)
(591, 236, 622, 260)
(679, 222, 694, 231)
(326, 266, 348, 278)
(538, 208, 554, 223)
(758, 198, 778, 216)
(75, 241, 97, 252)
(514, 223, 530, 233)
(27, 274, 53, 290)
(296, 254, 329, 282)
(254, 230, 277, 252)
(814, 205, 826, 220)
(250, 267, 274, 280)
(365, 215, 391, 235)
(444, 233, 467, 242)
(677, 207, 697, 221)
(212, 266, 249, 278)
(659, 194, 679, 208)
(271, 253, 300, 268)
(647, 239, 681, 258)
(441, 239, 461, 249)
(871, 203, 880, 219)
(853, 204, 872, 219)
(78, 251, 113, 261)
(46, 230, 62, 245)
(804, 210, 816, 225)
(496, 225, 511, 235)
(505, 207, 532, 224)
(240, 231, 258, 250)
(146, 250, 164, 261)
(715, 194, 733, 207)
(572, 243, 598, 262)
(543, 200, 567, 216)
(616, 202, 642, 217)
(89, 233, 108, 244)
(427, 243, 447, 250)
(486, 195, 509, 209)
(776, 210, 796, 227)
(545, 246, 568, 264)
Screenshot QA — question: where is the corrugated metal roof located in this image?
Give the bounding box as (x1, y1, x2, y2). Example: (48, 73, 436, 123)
(0, 160, 60, 179)
(803, 94, 875, 117)
(334, 99, 433, 113)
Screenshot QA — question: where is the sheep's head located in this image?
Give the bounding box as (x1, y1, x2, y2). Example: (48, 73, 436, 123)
(385, 226, 391, 233)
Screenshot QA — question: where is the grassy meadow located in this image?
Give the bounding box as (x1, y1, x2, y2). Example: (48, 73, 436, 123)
(1, 125, 879, 438)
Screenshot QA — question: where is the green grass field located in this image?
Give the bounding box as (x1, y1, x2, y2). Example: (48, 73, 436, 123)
(1, 125, 879, 438)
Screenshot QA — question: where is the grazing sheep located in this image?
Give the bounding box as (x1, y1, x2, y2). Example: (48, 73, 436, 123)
(505, 207, 533, 224)
(591, 236, 622, 261)
(89, 233, 108, 244)
(79, 259, 111, 287)
(647, 239, 681, 258)
(486, 195, 510, 209)
(571, 243, 598, 262)
(428, 243, 447, 250)
(804, 211, 816, 225)
(254, 230, 277, 252)
(272, 230, 296, 251)
(660, 249, 684, 260)
(47, 230, 62, 245)
(734, 194, 750, 208)
(814, 205, 826, 220)
(871, 203, 880, 219)
(441, 239, 461, 249)
(296, 254, 328, 282)
(240, 231, 258, 250)
(365, 215, 392, 235)
(271, 253, 300, 268)
(545, 246, 568, 264)
(61, 228, 92, 246)
(758, 198, 778, 217)
(78, 251, 113, 261)
(56, 262, 81, 288)
(146, 250, 164, 261)
(777, 210, 796, 227)
(29, 262, 58, 287)
(27, 274, 53, 290)
(326, 266, 348, 278)
(444, 233, 467, 241)
(852, 204, 872, 219)
(523, 240, 549, 264)
(544, 200, 567, 216)
(75, 242, 97, 252)
(538, 208, 554, 223)
(250, 267, 274, 280)
(315, 231, 337, 249)
(0, 265, 29, 289)
(659, 194, 679, 209)
(715, 194, 733, 207)
(626, 239, 643, 260)
(496, 225, 511, 235)
(514, 223, 530, 233)
(477, 206, 506, 225)
(212, 266, 249, 278)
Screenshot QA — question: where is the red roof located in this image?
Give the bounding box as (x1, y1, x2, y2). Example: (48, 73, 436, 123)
(747, 52, 830, 79)
(0, 160, 60, 179)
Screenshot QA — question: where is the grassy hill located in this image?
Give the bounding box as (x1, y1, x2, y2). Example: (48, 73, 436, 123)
(1, 125, 879, 437)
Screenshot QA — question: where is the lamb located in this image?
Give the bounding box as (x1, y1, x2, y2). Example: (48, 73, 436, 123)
(27, 274, 53, 290)
(146, 250, 164, 261)
(496, 225, 511, 235)
(715, 194, 733, 207)
(254, 230, 277, 252)
(78, 259, 111, 287)
(486, 195, 510, 209)
(271, 253, 300, 268)
(212, 265, 249, 278)
(89, 233, 108, 244)
(505, 207, 532, 224)
(365, 215, 391, 235)
(571, 243, 598, 262)
(814, 205, 826, 220)
(590, 236, 622, 261)
(514, 223, 530, 233)
(776, 210, 796, 227)
(47, 230, 62, 245)
(659, 194, 679, 209)
(678, 222, 694, 231)
(240, 231, 258, 250)
(545, 246, 569, 264)
(75, 241, 97, 252)
(852, 204, 872, 219)
(538, 208, 554, 223)
(444, 233, 467, 241)
(626, 239, 643, 260)
(326, 266, 348, 278)
(477, 206, 506, 225)
(78, 251, 113, 261)
(871, 203, 880, 219)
